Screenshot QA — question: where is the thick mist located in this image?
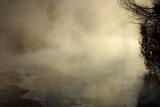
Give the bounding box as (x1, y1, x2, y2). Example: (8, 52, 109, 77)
(0, 0, 146, 107)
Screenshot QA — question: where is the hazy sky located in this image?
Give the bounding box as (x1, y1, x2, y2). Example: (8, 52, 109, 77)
(0, 0, 146, 107)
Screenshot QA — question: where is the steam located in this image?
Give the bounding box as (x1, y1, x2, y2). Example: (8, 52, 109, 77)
(0, 0, 145, 107)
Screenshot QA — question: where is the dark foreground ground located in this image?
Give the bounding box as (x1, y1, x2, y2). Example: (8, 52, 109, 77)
(0, 85, 123, 107)
(0, 85, 45, 107)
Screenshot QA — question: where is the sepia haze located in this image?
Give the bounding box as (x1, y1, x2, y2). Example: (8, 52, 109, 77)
(0, 0, 146, 107)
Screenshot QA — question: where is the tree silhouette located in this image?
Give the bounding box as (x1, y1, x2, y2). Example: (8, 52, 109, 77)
(121, 0, 160, 107)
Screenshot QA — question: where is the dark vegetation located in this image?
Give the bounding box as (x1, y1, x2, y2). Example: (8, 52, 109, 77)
(120, 0, 160, 106)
